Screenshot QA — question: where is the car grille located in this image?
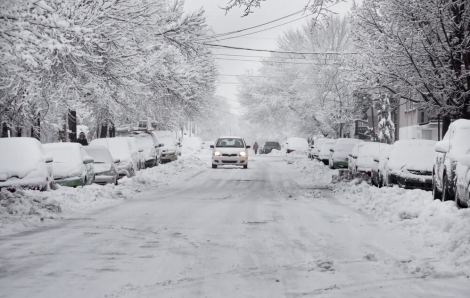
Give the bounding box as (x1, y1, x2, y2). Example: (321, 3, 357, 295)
(408, 170, 432, 176)
(222, 160, 238, 164)
(222, 153, 238, 157)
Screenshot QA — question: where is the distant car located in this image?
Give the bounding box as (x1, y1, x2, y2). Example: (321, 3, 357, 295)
(153, 131, 181, 162)
(329, 138, 361, 169)
(0, 137, 54, 191)
(211, 137, 250, 169)
(43, 143, 95, 187)
(311, 138, 328, 160)
(89, 138, 140, 178)
(285, 137, 309, 154)
(261, 141, 281, 154)
(84, 146, 119, 185)
(371, 144, 393, 187)
(258, 143, 265, 154)
(319, 139, 337, 165)
(386, 139, 437, 190)
(455, 153, 470, 208)
(433, 119, 470, 201)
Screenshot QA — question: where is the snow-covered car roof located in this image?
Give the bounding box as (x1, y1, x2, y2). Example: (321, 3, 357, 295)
(444, 119, 470, 158)
(90, 138, 134, 161)
(43, 143, 85, 178)
(286, 137, 309, 150)
(388, 139, 437, 171)
(0, 137, 46, 180)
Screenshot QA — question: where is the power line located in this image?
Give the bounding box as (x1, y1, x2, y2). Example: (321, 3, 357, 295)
(206, 44, 359, 55)
(220, 74, 319, 79)
(208, 13, 313, 42)
(197, 9, 306, 41)
(215, 53, 322, 60)
(214, 57, 344, 65)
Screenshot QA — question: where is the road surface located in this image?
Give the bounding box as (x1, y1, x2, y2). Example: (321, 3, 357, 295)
(0, 155, 467, 297)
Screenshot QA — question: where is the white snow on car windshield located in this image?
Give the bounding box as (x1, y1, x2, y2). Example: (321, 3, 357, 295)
(217, 138, 244, 148)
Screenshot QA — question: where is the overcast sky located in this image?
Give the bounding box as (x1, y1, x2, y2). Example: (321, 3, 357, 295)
(184, 0, 355, 111)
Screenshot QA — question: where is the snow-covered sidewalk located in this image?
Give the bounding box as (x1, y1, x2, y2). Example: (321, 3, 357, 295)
(0, 155, 207, 236)
(288, 157, 470, 278)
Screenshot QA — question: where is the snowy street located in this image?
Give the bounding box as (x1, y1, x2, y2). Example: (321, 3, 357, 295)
(1, 155, 468, 298)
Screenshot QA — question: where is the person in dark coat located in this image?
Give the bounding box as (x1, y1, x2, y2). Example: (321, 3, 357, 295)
(77, 132, 88, 146)
(253, 142, 259, 154)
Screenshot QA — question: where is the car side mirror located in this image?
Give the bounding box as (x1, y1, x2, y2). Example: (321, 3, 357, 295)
(435, 141, 450, 153)
(83, 156, 94, 164)
(210, 145, 214, 148)
(330, 149, 334, 152)
(246, 145, 251, 149)
(114, 158, 120, 164)
(44, 155, 53, 163)
(159, 143, 164, 147)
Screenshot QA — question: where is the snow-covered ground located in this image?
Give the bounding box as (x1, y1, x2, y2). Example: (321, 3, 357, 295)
(1, 154, 469, 297)
(0, 155, 207, 236)
(288, 157, 470, 279)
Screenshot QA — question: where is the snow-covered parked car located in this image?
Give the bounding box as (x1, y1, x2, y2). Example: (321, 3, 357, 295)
(0, 137, 54, 191)
(43, 143, 95, 187)
(261, 141, 281, 154)
(84, 146, 119, 186)
(349, 142, 381, 176)
(433, 119, 470, 201)
(386, 139, 437, 190)
(455, 154, 470, 208)
(89, 138, 139, 178)
(319, 139, 337, 165)
(211, 136, 250, 169)
(311, 138, 328, 160)
(371, 143, 393, 187)
(133, 132, 162, 168)
(285, 137, 309, 154)
(152, 131, 181, 162)
(329, 138, 361, 169)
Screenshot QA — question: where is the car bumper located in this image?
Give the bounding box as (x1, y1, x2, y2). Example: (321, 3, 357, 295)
(94, 174, 117, 185)
(212, 156, 247, 166)
(55, 177, 84, 187)
(397, 176, 432, 190)
(161, 152, 177, 161)
(0, 178, 48, 191)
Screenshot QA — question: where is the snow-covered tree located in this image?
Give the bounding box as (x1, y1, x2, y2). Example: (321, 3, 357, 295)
(375, 94, 395, 144)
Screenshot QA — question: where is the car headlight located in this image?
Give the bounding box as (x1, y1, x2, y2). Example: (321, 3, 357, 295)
(214, 151, 221, 156)
(239, 151, 247, 157)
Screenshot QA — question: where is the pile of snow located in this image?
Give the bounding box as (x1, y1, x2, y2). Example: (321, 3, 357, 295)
(181, 136, 203, 155)
(287, 157, 335, 185)
(334, 181, 470, 277)
(0, 155, 207, 236)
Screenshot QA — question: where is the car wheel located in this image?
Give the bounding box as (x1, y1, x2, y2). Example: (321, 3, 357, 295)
(243, 164, 248, 169)
(455, 189, 464, 208)
(212, 164, 217, 169)
(115, 178, 118, 186)
(378, 171, 383, 188)
(432, 172, 441, 200)
(83, 177, 87, 187)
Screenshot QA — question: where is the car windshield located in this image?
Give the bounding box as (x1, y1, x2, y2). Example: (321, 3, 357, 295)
(85, 147, 113, 163)
(266, 142, 280, 146)
(216, 138, 244, 148)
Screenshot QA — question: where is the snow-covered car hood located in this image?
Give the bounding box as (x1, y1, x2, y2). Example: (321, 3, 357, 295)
(94, 163, 113, 174)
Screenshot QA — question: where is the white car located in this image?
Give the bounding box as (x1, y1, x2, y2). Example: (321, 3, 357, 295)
(311, 138, 328, 160)
(84, 146, 120, 185)
(152, 131, 181, 162)
(43, 143, 95, 187)
(352, 142, 381, 176)
(0, 137, 54, 191)
(329, 138, 362, 169)
(319, 139, 337, 165)
(90, 138, 140, 178)
(455, 153, 470, 208)
(433, 119, 470, 201)
(285, 137, 309, 154)
(371, 143, 393, 187)
(211, 137, 250, 169)
(386, 139, 436, 190)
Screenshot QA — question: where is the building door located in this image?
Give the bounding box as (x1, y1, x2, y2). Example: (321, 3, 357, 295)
(422, 130, 432, 140)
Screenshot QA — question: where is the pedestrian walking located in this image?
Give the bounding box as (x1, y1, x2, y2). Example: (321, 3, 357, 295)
(253, 142, 259, 154)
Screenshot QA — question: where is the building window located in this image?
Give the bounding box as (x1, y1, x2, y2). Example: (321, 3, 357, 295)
(420, 111, 425, 123)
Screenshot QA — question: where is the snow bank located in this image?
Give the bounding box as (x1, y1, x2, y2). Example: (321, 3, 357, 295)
(0, 155, 207, 236)
(334, 181, 470, 277)
(287, 157, 335, 185)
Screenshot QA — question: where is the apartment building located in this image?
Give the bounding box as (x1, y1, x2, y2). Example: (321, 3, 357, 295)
(397, 98, 441, 141)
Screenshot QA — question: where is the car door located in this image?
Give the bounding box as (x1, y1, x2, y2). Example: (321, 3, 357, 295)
(81, 148, 94, 184)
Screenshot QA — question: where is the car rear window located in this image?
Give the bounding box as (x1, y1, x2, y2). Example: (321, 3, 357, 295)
(216, 138, 244, 148)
